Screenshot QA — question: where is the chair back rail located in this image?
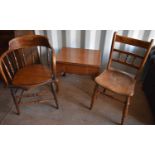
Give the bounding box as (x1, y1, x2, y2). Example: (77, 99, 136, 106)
(9, 35, 51, 50)
(115, 34, 151, 48)
(107, 32, 153, 79)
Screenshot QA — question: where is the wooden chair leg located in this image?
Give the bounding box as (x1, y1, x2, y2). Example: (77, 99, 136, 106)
(121, 96, 131, 125)
(52, 77, 59, 93)
(55, 81, 59, 93)
(10, 88, 24, 115)
(89, 84, 99, 110)
(51, 83, 59, 109)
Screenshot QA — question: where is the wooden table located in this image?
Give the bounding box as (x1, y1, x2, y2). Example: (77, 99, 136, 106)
(56, 47, 101, 76)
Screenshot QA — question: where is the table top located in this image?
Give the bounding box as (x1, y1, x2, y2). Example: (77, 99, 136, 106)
(56, 47, 101, 67)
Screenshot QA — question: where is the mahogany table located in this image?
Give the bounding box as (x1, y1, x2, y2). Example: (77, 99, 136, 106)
(56, 47, 101, 77)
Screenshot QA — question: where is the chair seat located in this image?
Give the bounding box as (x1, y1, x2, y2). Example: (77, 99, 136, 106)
(12, 64, 52, 89)
(95, 69, 136, 96)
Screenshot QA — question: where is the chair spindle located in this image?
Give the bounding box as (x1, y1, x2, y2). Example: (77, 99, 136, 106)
(13, 51, 19, 70)
(21, 49, 26, 66)
(6, 55, 15, 75)
(2, 59, 13, 80)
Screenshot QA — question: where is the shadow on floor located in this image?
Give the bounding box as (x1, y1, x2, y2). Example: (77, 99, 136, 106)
(0, 74, 154, 125)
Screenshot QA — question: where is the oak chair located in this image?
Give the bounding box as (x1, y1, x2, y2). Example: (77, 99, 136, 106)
(0, 34, 59, 115)
(89, 32, 153, 125)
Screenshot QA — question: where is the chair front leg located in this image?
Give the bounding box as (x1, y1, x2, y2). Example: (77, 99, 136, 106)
(89, 84, 99, 110)
(121, 96, 131, 125)
(55, 80, 59, 93)
(52, 76, 59, 93)
(50, 83, 59, 109)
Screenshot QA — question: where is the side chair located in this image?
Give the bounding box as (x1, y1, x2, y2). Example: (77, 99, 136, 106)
(89, 32, 153, 125)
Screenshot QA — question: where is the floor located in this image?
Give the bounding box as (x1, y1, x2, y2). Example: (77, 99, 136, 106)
(0, 74, 154, 125)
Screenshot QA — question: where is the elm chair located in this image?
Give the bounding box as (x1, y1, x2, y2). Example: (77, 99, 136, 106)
(0, 35, 59, 115)
(89, 32, 153, 124)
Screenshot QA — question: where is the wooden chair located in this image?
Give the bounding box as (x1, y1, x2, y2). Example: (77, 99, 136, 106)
(0, 34, 59, 115)
(89, 32, 153, 124)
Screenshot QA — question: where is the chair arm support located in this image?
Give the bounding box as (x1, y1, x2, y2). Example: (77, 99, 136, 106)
(51, 47, 57, 80)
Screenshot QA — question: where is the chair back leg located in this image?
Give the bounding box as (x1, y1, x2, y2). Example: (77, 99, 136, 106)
(10, 88, 24, 115)
(51, 83, 59, 109)
(89, 84, 99, 110)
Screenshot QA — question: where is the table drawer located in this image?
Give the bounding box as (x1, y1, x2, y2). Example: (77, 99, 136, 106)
(56, 63, 99, 75)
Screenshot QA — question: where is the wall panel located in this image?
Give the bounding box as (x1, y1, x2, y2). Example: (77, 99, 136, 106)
(35, 30, 155, 69)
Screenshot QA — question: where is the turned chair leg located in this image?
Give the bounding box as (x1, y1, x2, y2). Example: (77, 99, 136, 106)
(121, 96, 131, 125)
(89, 84, 99, 110)
(10, 88, 24, 115)
(51, 83, 59, 109)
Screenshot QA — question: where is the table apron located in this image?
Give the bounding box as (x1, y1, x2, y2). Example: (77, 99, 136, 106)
(56, 63, 100, 75)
